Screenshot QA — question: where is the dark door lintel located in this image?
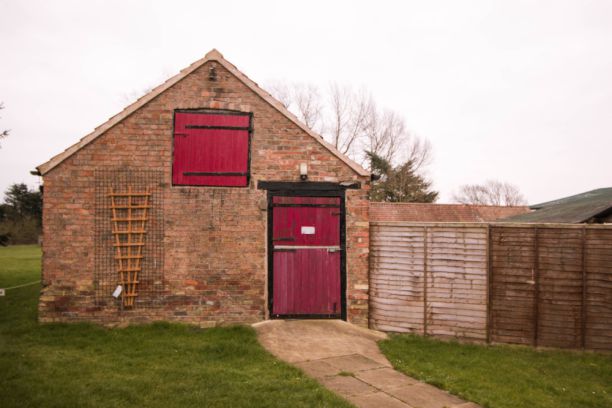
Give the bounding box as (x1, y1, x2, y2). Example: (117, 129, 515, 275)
(258, 180, 360, 191)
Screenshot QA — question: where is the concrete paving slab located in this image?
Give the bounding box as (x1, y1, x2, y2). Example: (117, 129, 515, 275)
(294, 359, 339, 378)
(320, 375, 377, 397)
(393, 383, 465, 408)
(350, 391, 414, 408)
(355, 367, 419, 391)
(323, 354, 386, 372)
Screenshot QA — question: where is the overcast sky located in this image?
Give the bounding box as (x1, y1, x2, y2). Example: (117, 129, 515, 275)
(1, 0, 611, 204)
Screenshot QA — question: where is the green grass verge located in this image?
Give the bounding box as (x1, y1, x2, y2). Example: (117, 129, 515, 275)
(379, 334, 611, 408)
(0, 245, 352, 408)
(0, 244, 41, 287)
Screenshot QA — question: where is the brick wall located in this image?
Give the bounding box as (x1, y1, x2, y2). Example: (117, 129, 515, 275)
(39, 61, 370, 327)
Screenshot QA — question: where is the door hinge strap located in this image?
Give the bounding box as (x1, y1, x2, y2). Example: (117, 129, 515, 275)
(274, 245, 341, 250)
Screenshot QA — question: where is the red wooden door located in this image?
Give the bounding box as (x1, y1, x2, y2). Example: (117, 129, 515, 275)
(271, 196, 342, 317)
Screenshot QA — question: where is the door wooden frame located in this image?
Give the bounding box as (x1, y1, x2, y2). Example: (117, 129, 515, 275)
(259, 181, 347, 320)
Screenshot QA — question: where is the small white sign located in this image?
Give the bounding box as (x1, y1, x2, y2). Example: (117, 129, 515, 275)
(0, 289, 5, 296)
(112, 285, 123, 298)
(301, 226, 315, 235)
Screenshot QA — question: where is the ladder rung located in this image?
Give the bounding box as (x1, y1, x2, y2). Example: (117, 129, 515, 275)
(112, 218, 148, 222)
(113, 243, 145, 247)
(110, 205, 151, 209)
(115, 255, 144, 260)
(108, 193, 150, 197)
(117, 268, 142, 272)
(112, 230, 147, 234)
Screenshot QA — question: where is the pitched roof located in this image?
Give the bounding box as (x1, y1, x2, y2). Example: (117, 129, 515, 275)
(37, 49, 369, 177)
(369, 202, 530, 223)
(502, 188, 612, 223)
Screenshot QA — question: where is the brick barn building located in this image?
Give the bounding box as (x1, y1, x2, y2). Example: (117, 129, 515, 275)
(36, 50, 371, 327)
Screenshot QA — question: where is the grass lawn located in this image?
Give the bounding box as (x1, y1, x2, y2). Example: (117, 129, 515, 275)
(0, 245, 352, 408)
(380, 334, 612, 408)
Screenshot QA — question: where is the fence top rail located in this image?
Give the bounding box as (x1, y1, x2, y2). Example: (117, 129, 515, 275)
(370, 221, 612, 229)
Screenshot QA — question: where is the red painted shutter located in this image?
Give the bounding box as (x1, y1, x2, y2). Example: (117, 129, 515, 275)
(172, 112, 250, 186)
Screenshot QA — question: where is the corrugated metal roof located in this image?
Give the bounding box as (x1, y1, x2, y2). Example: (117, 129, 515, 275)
(501, 188, 612, 223)
(369, 202, 530, 222)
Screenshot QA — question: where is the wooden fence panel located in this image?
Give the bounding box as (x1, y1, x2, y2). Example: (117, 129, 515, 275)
(584, 229, 612, 351)
(370, 224, 425, 333)
(537, 228, 584, 348)
(489, 227, 537, 345)
(426, 227, 487, 340)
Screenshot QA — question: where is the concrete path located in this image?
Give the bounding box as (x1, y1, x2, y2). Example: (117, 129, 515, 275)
(254, 320, 480, 408)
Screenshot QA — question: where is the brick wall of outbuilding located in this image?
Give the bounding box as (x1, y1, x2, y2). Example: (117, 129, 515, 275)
(39, 61, 370, 327)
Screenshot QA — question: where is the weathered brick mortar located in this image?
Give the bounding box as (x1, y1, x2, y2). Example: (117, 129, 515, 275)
(39, 61, 370, 327)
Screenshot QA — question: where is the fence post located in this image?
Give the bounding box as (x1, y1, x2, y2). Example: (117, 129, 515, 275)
(533, 226, 540, 347)
(581, 226, 587, 349)
(486, 224, 492, 344)
(423, 226, 428, 336)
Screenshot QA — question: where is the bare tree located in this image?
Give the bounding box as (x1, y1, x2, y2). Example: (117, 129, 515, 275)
(265, 81, 292, 109)
(266, 81, 323, 133)
(360, 103, 433, 173)
(326, 83, 372, 157)
(292, 83, 323, 132)
(405, 135, 433, 174)
(364, 108, 414, 165)
(0, 102, 9, 148)
(453, 180, 527, 206)
(264, 81, 432, 173)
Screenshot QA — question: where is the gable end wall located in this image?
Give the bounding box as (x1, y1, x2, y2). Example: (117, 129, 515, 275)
(39, 61, 370, 327)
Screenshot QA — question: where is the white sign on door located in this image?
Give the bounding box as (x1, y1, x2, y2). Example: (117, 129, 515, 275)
(301, 226, 315, 235)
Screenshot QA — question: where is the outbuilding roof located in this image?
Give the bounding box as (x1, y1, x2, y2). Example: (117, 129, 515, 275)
(37, 49, 369, 177)
(369, 202, 529, 222)
(501, 188, 612, 223)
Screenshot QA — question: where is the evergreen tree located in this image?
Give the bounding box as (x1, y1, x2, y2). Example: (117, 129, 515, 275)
(0, 183, 42, 245)
(4, 183, 42, 220)
(367, 151, 438, 203)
